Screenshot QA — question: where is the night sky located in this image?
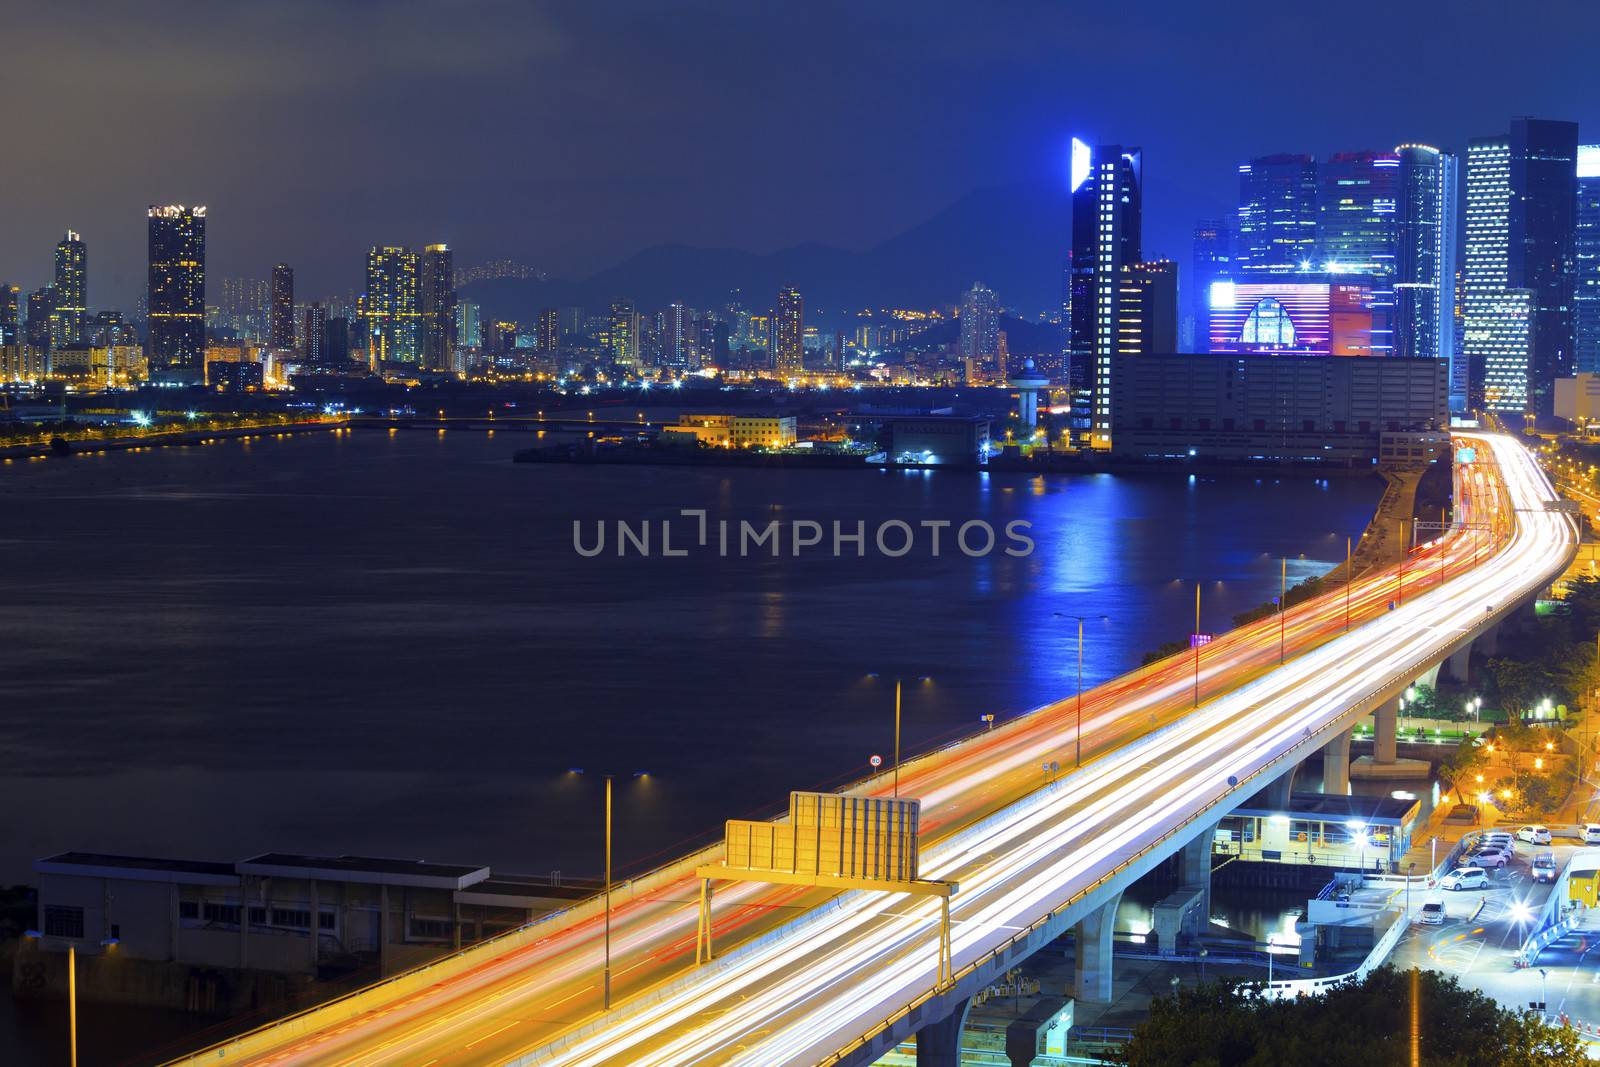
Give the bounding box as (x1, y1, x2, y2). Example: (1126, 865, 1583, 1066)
(8, 1, 1600, 309)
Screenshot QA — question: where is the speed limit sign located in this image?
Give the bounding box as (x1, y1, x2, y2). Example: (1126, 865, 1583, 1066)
(869, 754, 883, 768)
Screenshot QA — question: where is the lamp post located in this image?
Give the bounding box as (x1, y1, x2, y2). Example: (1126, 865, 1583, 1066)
(1055, 613, 1109, 767)
(1279, 557, 1287, 665)
(68, 943, 76, 1067)
(569, 768, 647, 1010)
(1345, 535, 1353, 633)
(868, 675, 930, 798)
(1194, 583, 1202, 708)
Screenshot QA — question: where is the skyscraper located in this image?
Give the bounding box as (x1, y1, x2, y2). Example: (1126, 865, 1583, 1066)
(1069, 139, 1142, 446)
(0, 285, 18, 346)
(1317, 151, 1399, 276)
(50, 230, 87, 351)
(958, 283, 1000, 365)
(420, 244, 456, 373)
(775, 287, 803, 375)
(608, 300, 640, 367)
(269, 263, 295, 350)
(1237, 154, 1318, 273)
(1395, 145, 1460, 404)
(1187, 220, 1232, 350)
(362, 246, 421, 366)
(147, 205, 207, 384)
(1574, 145, 1600, 375)
(457, 301, 483, 352)
(536, 308, 559, 353)
(303, 302, 327, 364)
(1463, 118, 1578, 416)
(1116, 261, 1178, 355)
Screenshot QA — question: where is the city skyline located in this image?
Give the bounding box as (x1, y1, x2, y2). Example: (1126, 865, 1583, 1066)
(7, 2, 1600, 309)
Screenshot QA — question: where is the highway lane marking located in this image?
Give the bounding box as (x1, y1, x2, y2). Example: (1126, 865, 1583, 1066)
(462, 1020, 522, 1050)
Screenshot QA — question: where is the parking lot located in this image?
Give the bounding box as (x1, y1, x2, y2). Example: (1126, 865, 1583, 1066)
(1391, 827, 1600, 1034)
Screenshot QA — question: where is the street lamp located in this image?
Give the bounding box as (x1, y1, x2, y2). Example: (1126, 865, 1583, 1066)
(867, 674, 930, 797)
(568, 768, 648, 1010)
(1054, 613, 1109, 767)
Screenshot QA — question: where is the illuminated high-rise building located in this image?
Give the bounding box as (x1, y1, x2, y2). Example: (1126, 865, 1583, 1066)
(0, 284, 18, 346)
(1068, 139, 1142, 445)
(1464, 119, 1578, 416)
(1395, 145, 1461, 405)
(958, 283, 1000, 365)
(362, 246, 421, 366)
(1187, 220, 1232, 350)
(1317, 152, 1399, 276)
(51, 230, 87, 349)
(302, 302, 327, 364)
(1116, 260, 1177, 355)
(269, 263, 295, 350)
(147, 205, 207, 384)
(536, 307, 559, 352)
(457, 300, 482, 351)
(1237, 154, 1318, 274)
(1576, 145, 1600, 375)
(775, 287, 804, 374)
(420, 244, 456, 373)
(607, 300, 640, 366)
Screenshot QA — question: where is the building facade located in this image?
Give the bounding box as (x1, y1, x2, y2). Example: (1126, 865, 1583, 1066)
(51, 230, 87, 350)
(147, 206, 207, 385)
(1116, 260, 1177, 356)
(958, 283, 1000, 366)
(420, 244, 456, 373)
(1395, 146, 1460, 408)
(1576, 146, 1600, 375)
(1237, 154, 1318, 274)
(1186, 219, 1233, 351)
(1069, 139, 1143, 446)
(362, 247, 421, 367)
(269, 263, 295, 351)
(775, 287, 803, 375)
(1206, 277, 1373, 357)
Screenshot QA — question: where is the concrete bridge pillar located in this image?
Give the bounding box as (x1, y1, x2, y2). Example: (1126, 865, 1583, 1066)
(1177, 820, 1219, 924)
(1260, 762, 1299, 810)
(1444, 642, 1472, 684)
(915, 996, 973, 1067)
(1416, 662, 1441, 690)
(1322, 727, 1353, 796)
(1373, 696, 1398, 764)
(1073, 891, 1124, 1004)
(1478, 622, 1499, 658)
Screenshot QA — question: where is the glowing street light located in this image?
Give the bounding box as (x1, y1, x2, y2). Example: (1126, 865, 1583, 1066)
(568, 768, 648, 1010)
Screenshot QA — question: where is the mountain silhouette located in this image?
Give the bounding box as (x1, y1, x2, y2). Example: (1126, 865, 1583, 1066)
(461, 181, 1070, 326)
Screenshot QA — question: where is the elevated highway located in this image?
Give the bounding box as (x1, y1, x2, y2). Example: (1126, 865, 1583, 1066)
(172, 432, 1576, 1067)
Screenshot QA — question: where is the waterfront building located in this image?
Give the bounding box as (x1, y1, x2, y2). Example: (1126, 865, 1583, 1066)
(51, 230, 87, 350)
(1576, 146, 1600, 375)
(1464, 119, 1579, 416)
(1116, 260, 1177, 355)
(362, 246, 421, 367)
(269, 263, 295, 351)
(1111, 351, 1445, 464)
(420, 244, 456, 373)
(1319, 151, 1398, 356)
(1068, 138, 1142, 446)
(1237, 153, 1318, 274)
(958, 282, 1000, 366)
(147, 205, 207, 384)
(775, 287, 804, 375)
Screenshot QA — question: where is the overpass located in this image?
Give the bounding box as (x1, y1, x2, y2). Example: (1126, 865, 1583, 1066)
(170, 432, 1576, 1067)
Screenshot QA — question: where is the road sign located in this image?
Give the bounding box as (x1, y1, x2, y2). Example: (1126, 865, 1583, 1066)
(1190, 633, 1214, 649)
(724, 791, 921, 883)
(869, 754, 882, 768)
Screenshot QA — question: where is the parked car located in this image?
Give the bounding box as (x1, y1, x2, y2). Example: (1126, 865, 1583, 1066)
(1469, 846, 1511, 869)
(1479, 831, 1514, 846)
(1583, 824, 1600, 845)
(1517, 825, 1552, 845)
(1533, 853, 1559, 884)
(1441, 867, 1489, 890)
(1419, 901, 1446, 925)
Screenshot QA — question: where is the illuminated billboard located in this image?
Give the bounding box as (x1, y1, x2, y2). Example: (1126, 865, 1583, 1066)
(1208, 277, 1373, 356)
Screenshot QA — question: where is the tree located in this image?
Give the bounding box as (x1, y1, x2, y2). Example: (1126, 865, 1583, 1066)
(1112, 967, 1587, 1067)
(1436, 737, 1487, 807)
(1485, 658, 1549, 718)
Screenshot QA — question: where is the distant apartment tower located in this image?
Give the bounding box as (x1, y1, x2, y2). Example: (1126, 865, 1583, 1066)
(775, 287, 804, 374)
(1237, 154, 1318, 273)
(607, 300, 640, 366)
(1069, 139, 1142, 445)
(958, 283, 1000, 364)
(455, 301, 481, 351)
(1116, 261, 1178, 355)
(26, 287, 54, 370)
(536, 308, 559, 352)
(1187, 219, 1233, 350)
(1576, 146, 1600, 375)
(363, 246, 421, 366)
(51, 230, 87, 350)
(147, 205, 207, 384)
(269, 263, 295, 350)
(420, 244, 456, 373)
(1395, 145, 1461, 406)
(302, 303, 327, 364)
(1463, 118, 1579, 416)
(0, 284, 17, 346)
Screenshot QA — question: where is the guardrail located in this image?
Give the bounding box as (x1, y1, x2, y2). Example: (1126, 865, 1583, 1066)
(1258, 906, 1409, 1000)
